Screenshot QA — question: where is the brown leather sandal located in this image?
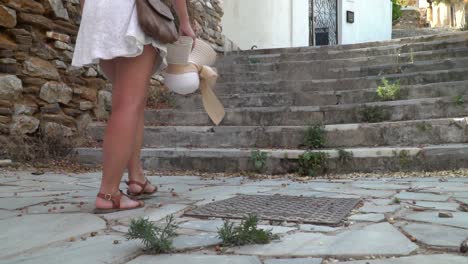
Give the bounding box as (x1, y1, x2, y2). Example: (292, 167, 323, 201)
(93, 190, 145, 214)
(125, 178, 158, 197)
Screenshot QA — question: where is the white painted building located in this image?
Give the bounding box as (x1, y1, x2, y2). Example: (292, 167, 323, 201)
(221, 0, 392, 50)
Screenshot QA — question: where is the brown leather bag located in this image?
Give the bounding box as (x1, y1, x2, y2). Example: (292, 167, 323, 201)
(136, 0, 179, 44)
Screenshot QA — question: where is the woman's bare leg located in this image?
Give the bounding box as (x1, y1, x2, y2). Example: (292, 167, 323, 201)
(100, 55, 158, 194)
(95, 45, 157, 209)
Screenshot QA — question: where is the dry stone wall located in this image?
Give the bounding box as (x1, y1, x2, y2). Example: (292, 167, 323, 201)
(0, 0, 224, 139)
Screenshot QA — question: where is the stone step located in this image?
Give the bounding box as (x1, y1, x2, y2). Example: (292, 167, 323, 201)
(217, 46, 468, 74)
(145, 96, 468, 126)
(76, 144, 468, 174)
(221, 36, 468, 65)
(88, 117, 468, 149)
(218, 56, 468, 83)
(230, 32, 468, 56)
(175, 80, 468, 110)
(215, 68, 468, 95)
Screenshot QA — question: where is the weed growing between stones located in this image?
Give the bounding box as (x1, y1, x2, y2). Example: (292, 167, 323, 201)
(453, 95, 465, 107)
(250, 150, 268, 173)
(416, 122, 433, 132)
(393, 150, 411, 170)
(377, 78, 401, 101)
(392, 197, 401, 204)
(127, 215, 178, 254)
(359, 105, 388, 123)
(6, 130, 79, 165)
(338, 149, 354, 165)
(298, 151, 329, 176)
(248, 58, 260, 64)
(303, 123, 326, 149)
(218, 215, 279, 246)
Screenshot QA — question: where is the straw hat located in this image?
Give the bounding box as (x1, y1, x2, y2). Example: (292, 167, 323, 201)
(163, 36, 225, 125)
(166, 36, 217, 66)
(164, 36, 217, 95)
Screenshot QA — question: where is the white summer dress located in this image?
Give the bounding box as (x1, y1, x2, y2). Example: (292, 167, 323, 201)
(72, 0, 167, 75)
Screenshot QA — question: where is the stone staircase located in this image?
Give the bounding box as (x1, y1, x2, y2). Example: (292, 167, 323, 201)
(78, 32, 468, 175)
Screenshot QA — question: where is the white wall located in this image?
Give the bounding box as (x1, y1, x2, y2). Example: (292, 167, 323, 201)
(221, 0, 309, 50)
(338, 0, 392, 45)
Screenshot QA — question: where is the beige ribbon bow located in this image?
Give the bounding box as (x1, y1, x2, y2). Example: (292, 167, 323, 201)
(166, 63, 226, 126)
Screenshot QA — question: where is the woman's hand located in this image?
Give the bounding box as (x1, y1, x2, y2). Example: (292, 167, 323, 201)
(180, 21, 196, 47)
(173, 0, 196, 48)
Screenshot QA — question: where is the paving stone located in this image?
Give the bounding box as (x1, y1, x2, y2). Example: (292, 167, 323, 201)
(232, 223, 418, 257)
(352, 183, 408, 190)
(311, 187, 395, 198)
(408, 201, 460, 211)
(127, 254, 262, 264)
(183, 186, 274, 205)
(454, 192, 468, 198)
(0, 213, 106, 258)
(27, 202, 94, 214)
(337, 254, 468, 264)
(370, 199, 394, 205)
(359, 203, 401, 213)
(2, 235, 140, 264)
(299, 224, 341, 233)
(0, 209, 18, 219)
(394, 192, 450, 202)
(172, 233, 222, 250)
(401, 223, 468, 248)
(178, 219, 225, 232)
(0, 197, 57, 210)
(118, 204, 188, 225)
(455, 198, 468, 204)
(258, 225, 297, 234)
(349, 213, 385, 222)
(111, 225, 129, 233)
(264, 258, 323, 264)
(402, 212, 468, 229)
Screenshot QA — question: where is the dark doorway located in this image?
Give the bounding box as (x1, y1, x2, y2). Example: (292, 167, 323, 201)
(310, 0, 338, 46)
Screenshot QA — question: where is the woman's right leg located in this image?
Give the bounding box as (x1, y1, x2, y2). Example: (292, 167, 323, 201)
(96, 45, 158, 209)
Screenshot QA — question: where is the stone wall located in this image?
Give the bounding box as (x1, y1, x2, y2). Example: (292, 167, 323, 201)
(0, 0, 224, 139)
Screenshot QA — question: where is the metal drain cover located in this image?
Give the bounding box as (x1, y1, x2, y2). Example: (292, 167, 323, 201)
(185, 195, 361, 226)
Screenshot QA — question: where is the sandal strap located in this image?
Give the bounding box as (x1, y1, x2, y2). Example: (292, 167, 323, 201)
(97, 190, 122, 209)
(126, 178, 150, 190)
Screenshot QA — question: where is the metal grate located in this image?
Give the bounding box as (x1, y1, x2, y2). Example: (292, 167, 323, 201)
(185, 195, 361, 226)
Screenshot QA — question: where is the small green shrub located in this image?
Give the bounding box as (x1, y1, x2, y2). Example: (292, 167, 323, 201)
(377, 78, 401, 101)
(303, 123, 326, 149)
(360, 106, 387, 123)
(218, 215, 279, 246)
(298, 151, 329, 176)
(392, 197, 401, 204)
(416, 122, 432, 132)
(127, 215, 178, 254)
(393, 150, 411, 169)
(392, 0, 402, 22)
(338, 149, 354, 164)
(454, 95, 465, 107)
(250, 150, 268, 172)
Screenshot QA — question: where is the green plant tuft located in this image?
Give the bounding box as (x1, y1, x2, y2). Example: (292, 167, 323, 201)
(377, 78, 401, 101)
(360, 105, 387, 123)
(298, 151, 329, 176)
(250, 150, 268, 172)
(337, 149, 354, 165)
(392, 197, 401, 204)
(127, 215, 178, 254)
(218, 215, 279, 246)
(393, 150, 411, 170)
(454, 95, 465, 107)
(303, 123, 326, 149)
(416, 122, 433, 132)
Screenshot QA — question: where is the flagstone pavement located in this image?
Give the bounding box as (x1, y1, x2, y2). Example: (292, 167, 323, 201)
(1, 169, 467, 264)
